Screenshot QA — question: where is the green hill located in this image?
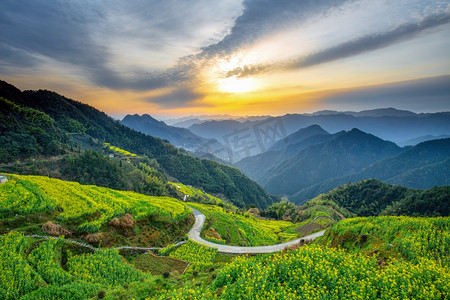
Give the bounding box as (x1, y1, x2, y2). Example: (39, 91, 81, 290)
(1, 174, 449, 299)
(0, 232, 150, 300)
(303, 179, 450, 217)
(291, 138, 450, 203)
(318, 215, 450, 266)
(0, 174, 193, 247)
(188, 202, 300, 246)
(0, 80, 275, 209)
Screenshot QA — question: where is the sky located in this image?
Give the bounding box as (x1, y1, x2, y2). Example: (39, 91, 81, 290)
(1, 0, 450, 119)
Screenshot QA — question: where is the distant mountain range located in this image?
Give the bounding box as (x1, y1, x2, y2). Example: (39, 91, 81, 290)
(235, 123, 449, 204)
(235, 125, 334, 182)
(123, 108, 450, 163)
(259, 128, 403, 195)
(185, 108, 450, 162)
(2, 78, 448, 206)
(121, 114, 230, 162)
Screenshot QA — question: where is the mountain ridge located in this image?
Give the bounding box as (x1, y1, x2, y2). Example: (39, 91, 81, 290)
(260, 128, 403, 196)
(0, 79, 276, 208)
(290, 138, 450, 204)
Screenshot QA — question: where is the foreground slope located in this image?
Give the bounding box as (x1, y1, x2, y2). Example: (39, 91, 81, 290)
(157, 215, 450, 299)
(0, 174, 193, 247)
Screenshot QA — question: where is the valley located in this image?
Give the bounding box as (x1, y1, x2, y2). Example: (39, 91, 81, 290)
(1, 1, 449, 299)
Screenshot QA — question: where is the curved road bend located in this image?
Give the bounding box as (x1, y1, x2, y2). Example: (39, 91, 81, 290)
(187, 207, 325, 254)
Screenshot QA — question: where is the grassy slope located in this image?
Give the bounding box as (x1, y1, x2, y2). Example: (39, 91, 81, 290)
(3, 208, 448, 299)
(0, 174, 193, 247)
(316, 215, 450, 267)
(0, 232, 149, 300)
(168, 181, 229, 207)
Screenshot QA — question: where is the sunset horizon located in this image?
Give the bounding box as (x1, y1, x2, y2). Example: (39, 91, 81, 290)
(1, 0, 449, 118)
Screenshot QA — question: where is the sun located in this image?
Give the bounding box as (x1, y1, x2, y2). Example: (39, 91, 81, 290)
(217, 76, 257, 94)
(204, 54, 261, 94)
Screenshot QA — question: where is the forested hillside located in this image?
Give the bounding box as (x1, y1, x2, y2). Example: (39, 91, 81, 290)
(0, 80, 275, 208)
(291, 138, 450, 203)
(303, 179, 450, 217)
(261, 128, 402, 196)
(121, 114, 227, 161)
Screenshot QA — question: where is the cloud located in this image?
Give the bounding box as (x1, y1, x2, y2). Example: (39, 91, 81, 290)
(147, 85, 203, 108)
(320, 75, 450, 112)
(200, 0, 351, 57)
(0, 0, 242, 92)
(290, 12, 450, 69)
(222, 11, 450, 78)
(1, 0, 449, 111)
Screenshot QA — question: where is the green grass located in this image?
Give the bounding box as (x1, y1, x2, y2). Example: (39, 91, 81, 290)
(169, 181, 232, 207)
(133, 252, 188, 275)
(189, 203, 300, 246)
(170, 240, 218, 263)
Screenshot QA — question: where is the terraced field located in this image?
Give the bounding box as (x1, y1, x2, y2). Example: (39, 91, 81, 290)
(0, 174, 190, 232)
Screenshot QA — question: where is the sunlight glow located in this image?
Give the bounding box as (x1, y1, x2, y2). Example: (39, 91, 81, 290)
(217, 76, 257, 93)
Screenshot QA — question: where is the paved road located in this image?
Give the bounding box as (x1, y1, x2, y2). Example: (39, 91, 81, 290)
(22, 208, 324, 254)
(187, 207, 326, 254)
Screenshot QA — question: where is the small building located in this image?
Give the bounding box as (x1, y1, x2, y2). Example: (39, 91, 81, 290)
(109, 153, 114, 158)
(0, 175, 8, 184)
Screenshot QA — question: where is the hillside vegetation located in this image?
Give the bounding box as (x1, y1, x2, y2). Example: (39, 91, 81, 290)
(1, 175, 449, 299)
(291, 138, 450, 203)
(168, 181, 231, 207)
(0, 80, 275, 209)
(303, 179, 450, 217)
(0, 174, 194, 247)
(153, 215, 450, 300)
(0, 149, 170, 197)
(319, 216, 450, 267)
(0, 232, 148, 300)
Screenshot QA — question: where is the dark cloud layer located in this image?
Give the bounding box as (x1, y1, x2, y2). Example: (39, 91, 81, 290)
(224, 12, 450, 78)
(200, 0, 351, 58)
(147, 85, 202, 108)
(0, 0, 189, 91)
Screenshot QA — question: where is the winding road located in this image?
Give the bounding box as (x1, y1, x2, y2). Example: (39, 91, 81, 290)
(20, 207, 325, 254)
(187, 207, 326, 254)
